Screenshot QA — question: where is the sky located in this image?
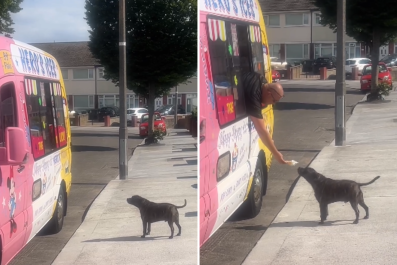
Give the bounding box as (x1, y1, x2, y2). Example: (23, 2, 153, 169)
(10, 0, 90, 43)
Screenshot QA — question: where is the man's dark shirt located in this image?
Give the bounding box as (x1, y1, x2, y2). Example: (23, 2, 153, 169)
(242, 71, 267, 119)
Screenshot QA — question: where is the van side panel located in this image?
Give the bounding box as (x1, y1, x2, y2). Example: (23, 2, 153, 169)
(199, 14, 220, 245)
(0, 37, 72, 264)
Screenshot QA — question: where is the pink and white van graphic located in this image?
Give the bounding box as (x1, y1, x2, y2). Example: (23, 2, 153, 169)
(200, 0, 273, 247)
(0, 36, 72, 265)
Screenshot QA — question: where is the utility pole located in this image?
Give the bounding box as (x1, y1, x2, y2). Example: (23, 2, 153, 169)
(174, 86, 178, 127)
(335, 0, 346, 146)
(119, 0, 128, 179)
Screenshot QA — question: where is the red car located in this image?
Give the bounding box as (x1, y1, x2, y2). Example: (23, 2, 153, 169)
(272, 70, 280, 82)
(360, 62, 393, 92)
(139, 112, 167, 137)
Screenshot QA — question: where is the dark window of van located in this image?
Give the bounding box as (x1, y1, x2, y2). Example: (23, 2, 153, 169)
(208, 18, 261, 127)
(25, 78, 67, 160)
(0, 82, 17, 147)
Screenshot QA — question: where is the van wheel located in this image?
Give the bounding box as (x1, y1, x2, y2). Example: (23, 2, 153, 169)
(48, 187, 65, 234)
(242, 159, 264, 218)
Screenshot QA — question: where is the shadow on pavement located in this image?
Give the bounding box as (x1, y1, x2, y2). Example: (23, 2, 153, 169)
(284, 87, 363, 95)
(72, 145, 118, 152)
(185, 211, 197, 217)
(271, 220, 353, 228)
(274, 102, 333, 111)
(278, 149, 321, 153)
(176, 176, 197, 179)
(71, 132, 142, 139)
(234, 225, 268, 231)
(84, 236, 170, 242)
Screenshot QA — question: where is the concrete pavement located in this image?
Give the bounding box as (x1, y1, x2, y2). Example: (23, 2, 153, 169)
(243, 91, 397, 265)
(52, 129, 198, 265)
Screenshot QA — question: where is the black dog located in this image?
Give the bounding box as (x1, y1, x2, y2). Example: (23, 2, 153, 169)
(126, 195, 187, 239)
(298, 167, 380, 224)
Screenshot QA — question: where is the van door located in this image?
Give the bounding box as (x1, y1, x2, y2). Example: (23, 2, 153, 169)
(0, 79, 28, 263)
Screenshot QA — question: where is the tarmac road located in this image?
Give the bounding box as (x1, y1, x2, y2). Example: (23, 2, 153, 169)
(200, 80, 366, 265)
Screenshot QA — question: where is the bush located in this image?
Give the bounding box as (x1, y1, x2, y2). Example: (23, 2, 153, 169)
(191, 106, 197, 118)
(377, 82, 392, 96)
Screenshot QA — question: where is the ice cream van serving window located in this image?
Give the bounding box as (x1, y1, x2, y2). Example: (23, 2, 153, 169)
(207, 16, 263, 128)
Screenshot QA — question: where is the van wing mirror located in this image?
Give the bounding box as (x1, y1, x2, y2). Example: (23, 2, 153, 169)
(0, 127, 28, 166)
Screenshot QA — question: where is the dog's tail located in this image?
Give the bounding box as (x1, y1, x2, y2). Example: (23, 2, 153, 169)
(176, 199, 187, 208)
(358, 176, 380, 187)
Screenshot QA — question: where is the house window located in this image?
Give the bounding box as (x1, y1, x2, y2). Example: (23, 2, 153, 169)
(269, 44, 280, 57)
(61, 69, 68, 79)
(314, 13, 322, 25)
(72, 68, 94, 79)
(167, 95, 181, 105)
(286, 44, 309, 61)
(285, 13, 310, 26)
(73, 95, 94, 109)
(265, 14, 280, 27)
(98, 67, 105, 79)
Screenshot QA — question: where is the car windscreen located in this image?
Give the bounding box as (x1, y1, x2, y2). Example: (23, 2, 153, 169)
(345, 60, 356, 65)
(316, 58, 330, 62)
(362, 65, 387, 75)
(127, 110, 136, 114)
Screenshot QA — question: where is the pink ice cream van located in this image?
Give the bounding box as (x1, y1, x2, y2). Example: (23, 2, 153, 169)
(199, 0, 275, 247)
(0, 36, 72, 265)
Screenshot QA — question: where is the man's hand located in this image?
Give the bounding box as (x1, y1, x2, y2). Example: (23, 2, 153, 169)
(273, 151, 287, 164)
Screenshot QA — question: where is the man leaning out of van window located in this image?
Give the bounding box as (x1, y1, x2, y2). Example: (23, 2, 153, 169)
(242, 71, 287, 165)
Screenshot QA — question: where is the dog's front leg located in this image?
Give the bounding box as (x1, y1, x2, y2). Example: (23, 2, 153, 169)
(141, 220, 147, 238)
(319, 203, 328, 224)
(147, 222, 151, 235)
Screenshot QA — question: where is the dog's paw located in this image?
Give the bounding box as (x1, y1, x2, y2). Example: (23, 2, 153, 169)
(141, 235, 146, 238)
(353, 220, 359, 224)
(169, 236, 173, 239)
(318, 221, 325, 225)
(363, 216, 369, 219)
(176, 233, 181, 236)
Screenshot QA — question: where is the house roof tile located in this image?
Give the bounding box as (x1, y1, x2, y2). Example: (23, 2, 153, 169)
(29, 41, 101, 67)
(259, 0, 317, 13)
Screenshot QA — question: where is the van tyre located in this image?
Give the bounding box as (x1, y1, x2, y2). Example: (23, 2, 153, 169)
(49, 187, 65, 234)
(243, 159, 264, 218)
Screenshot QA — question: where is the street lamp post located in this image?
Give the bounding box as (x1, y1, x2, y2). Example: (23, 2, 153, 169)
(335, 0, 346, 146)
(174, 86, 178, 127)
(119, 0, 128, 179)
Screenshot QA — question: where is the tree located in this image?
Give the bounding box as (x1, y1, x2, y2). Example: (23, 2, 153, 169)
(314, 0, 397, 96)
(85, 0, 197, 139)
(0, 0, 23, 35)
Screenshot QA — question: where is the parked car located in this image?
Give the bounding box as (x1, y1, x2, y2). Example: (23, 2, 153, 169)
(359, 62, 392, 92)
(127, 107, 148, 121)
(272, 70, 281, 82)
(345, 58, 371, 75)
(312, 56, 337, 73)
(270, 57, 287, 66)
(98, 106, 117, 120)
(380, 54, 397, 67)
(156, 104, 186, 115)
(139, 112, 167, 137)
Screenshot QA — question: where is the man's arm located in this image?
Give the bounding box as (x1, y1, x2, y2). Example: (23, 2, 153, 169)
(250, 116, 287, 164)
(250, 116, 278, 154)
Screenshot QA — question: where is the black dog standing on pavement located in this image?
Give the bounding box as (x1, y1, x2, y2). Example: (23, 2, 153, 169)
(126, 195, 187, 239)
(298, 167, 380, 224)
